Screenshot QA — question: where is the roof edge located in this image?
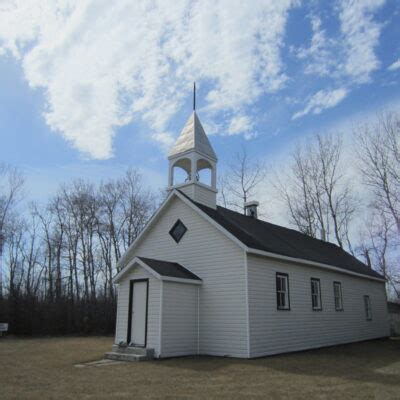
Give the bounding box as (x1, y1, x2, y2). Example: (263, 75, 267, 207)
(168, 148, 218, 162)
(247, 248, 386, 283)
(113, 256, 202, 285)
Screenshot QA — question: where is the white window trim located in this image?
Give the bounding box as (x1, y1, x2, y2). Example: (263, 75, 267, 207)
(334, 282, 343, 311)
(276, 273, 290, 311)
(364, 295, 372, 320)
(311, 278, 322, 311)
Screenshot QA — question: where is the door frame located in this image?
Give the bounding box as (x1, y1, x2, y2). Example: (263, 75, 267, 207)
(127, 278, 149, 347)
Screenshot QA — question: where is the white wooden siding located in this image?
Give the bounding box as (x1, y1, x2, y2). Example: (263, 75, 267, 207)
(193, 184, 217, 208)
(177, 185, 194, 200)
(132, 197, 247, 357)
(114, 265, 161, 356)
(161, 281, 199, 357)
(247, 254, 390, 357)
(176, 183, 216, 208)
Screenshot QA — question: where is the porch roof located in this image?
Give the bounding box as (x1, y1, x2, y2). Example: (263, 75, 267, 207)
(113, 256, 202, 284)
(137, 257, 202, 281)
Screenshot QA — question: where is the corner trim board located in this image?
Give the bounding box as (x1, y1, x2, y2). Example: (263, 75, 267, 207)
(159, 280, 163, 357)
(244, 251, 250, 358)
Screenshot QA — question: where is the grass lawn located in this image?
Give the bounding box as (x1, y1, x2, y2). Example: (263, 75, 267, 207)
(0, 337, 399, 399)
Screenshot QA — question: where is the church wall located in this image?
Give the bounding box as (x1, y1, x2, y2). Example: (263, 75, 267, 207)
(247, 253, 390, 358)
(132, 196, 248, 358)
(161, 281, 199, 357)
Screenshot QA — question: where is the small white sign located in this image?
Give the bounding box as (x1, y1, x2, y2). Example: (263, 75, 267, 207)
(0, 323, 8, 332)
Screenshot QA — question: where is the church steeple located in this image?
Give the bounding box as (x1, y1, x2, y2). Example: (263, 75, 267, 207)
(168, 109, 218, 209)
(169, 111, 217, 162)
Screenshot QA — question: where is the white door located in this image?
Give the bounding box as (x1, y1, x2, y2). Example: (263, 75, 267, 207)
(130, 281, 148, 346)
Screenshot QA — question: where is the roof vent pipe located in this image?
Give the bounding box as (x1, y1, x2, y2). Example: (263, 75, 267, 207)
(244, 201, 259, 219)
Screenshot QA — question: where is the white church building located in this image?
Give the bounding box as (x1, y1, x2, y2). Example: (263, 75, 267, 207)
(106, 111, 389, 361)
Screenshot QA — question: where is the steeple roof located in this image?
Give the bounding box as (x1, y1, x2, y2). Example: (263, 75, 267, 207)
(169, 112, 217, 161)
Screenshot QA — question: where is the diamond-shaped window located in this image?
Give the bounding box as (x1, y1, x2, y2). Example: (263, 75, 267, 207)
(169, 219, 187, 243)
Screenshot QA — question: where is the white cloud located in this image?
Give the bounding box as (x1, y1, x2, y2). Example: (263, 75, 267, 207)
(228, 115, 254, 136)
(388, 59, 400, 71)
(292, 88, 348, 120)
(295, 1, 384, 84)
(0, 0, 296, 159)
(339, 0, 385, 84)
(295, 16, 337, 77)
(292, 0, 384, 120)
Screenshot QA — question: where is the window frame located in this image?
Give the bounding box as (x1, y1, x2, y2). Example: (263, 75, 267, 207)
(310, 278, 322, 311)
(364, 295, 372, 321)
(276, 272, 290, 311)
(333, 281, 343, 311)
(168, 219, 188, 243)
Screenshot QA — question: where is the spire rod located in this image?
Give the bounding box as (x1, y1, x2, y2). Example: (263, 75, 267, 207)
(193, 82, 196, 111)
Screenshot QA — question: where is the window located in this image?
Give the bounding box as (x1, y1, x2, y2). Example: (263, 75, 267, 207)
(276, 273, 290, 310)
(311, 278, 322, 310)
(364, 295, 372, 320)
(169, 219, 187, 243)
(333, 282, 343, 311)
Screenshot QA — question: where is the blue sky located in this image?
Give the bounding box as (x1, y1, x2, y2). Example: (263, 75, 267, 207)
(0, 0, 399, 210)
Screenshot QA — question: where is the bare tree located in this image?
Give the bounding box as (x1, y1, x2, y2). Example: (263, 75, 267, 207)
(356, 112, 400, 298)
(276, 134, 355, 250)
(356, 112, 400, 235)
(119, 169, 156, 252)
(358, 210, 400, 298)
(275, 145, 319, 237)
(0, 163, 24, 298)
(218, 146, 267, 213)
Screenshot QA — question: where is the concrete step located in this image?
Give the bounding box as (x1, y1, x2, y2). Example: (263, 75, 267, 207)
(111, 345, 154, 358)
(104, 352, 151, 362)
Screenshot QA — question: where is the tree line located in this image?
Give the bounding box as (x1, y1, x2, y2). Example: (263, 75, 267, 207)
(0, 111, 399, 335)
(0, 169, 156, 335)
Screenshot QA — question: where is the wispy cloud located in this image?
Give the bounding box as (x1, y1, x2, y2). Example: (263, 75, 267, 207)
(292, 0, 384, 119)
(339, 0, 385, 84)
(292, 88, 348, 120)
(0, 0, 295, 159)
(388, 59, 400, 71)
(228, 115, 255, 137)
(295, 16, 337, 77)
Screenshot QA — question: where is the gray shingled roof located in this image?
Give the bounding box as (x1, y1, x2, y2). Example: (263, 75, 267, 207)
(138, 257, 201, 281)
(179, 192, 384, 280)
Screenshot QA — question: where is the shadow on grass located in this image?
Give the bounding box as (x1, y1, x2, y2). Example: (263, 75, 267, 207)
(157, 338, 400, 387)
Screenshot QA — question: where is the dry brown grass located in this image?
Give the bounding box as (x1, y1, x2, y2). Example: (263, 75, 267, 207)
(0, 337, 399, 400)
